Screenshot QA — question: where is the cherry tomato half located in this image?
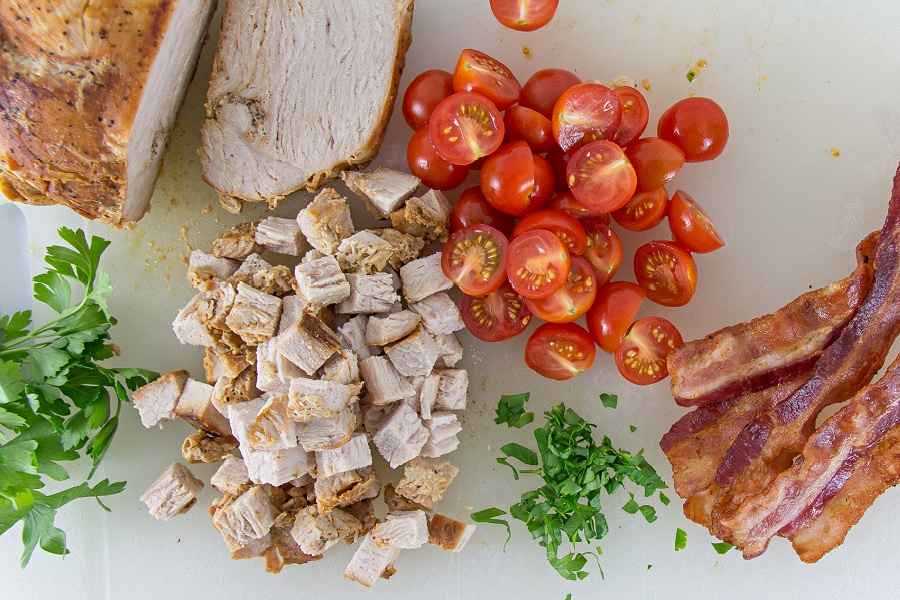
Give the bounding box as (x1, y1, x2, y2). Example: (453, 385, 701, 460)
(548, 190, 611, 220)
(615, 316, 683, 385)
(611, 187, 669, 232)
(667, 190, 725, 253)
(406, 126, 471, 190)
(657, 97, 729, 162)
(489, 0, 560, 32)
(566, 140, 636, 213)
(461, 280, 532, 342)
(481, 141, 553, 217)
(525, 322, 596, 380)
(633, 240, 698, 307)
(503, 105, 555, 154)
(546, 145, 572, 193)
(506, 228, 570, 299)
(450, 186, 516, 237)
(525, 256, 597, 323)
(522, 68, 582, 119)
(552, 82, 622, 154)
(585, 280, 645, 354)
(402, 69, 454, 130)
(625, 137, 685, 192)
(612, 85, 650, 147)
(580, 218, 623, 287)
(512, 208, 588, 256)
(441, 223, 509, 296)
(429, 91, 505, 165)
(452, 48, 522, 111)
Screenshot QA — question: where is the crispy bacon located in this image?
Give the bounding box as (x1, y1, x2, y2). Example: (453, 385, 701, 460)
(668, 232, 876, 408)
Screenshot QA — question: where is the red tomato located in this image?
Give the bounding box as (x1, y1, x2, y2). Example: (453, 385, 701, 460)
(566, 140, 636, 213)
(452, 49, 522, 111)
(441, 223, 509, 296)
(406, 126, 471, 190)
(633, 240, 698, 307)
(580, 218, 622, 287)
(460, 280, 532, 342)
(585, 281, 645, 354)
(546, 145, 572, 193)
(612, 85, 650, 147)
(522, 68, 582, 119)
(506, 228, 570, 299)
(503, 105, 555, 153)
(552, 82, 622, 154)
(625, 137, 685, 192)
(668, 190, 725, 253)
(657, 97, 729, 162)
(429, 91, 505, 165)
(489, 0, 560, 32)
(524, 256, 597, 323)
(529, 154, 556, 212)
(512, 208, 588, 256)
(450, 186, 516, 237)
(611, 187, 669, 232)
(615, 316, 683, 385)
(402, 69, 454, 130)
(481, 141, 551, 217)
(525, 322, 596, 380)
(547, 190, 611, 220)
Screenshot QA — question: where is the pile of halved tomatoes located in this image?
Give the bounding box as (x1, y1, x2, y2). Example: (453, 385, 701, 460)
(402, 48, 728, 385)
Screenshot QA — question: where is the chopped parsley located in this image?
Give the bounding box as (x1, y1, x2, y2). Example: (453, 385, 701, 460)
(495, 392, 534, 428)
(712, 541, 734, 554)
(675, 528, 687, 551)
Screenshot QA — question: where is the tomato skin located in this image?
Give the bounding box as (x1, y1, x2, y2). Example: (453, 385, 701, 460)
(503, 105, 555, 154)
(625, 137, 685, 192)
(450, 186, 516, 237)
(668, 190, 725, 253)
(546, 146, 572, 193)
(406, 126, 471, 190)
(525, 322, 597, 380)
(489, 0, 560, 32)
(522, 68, 582, 119)
(552, 83, 622, 154)
(441, 223, 509, 296)
(429, 91, 505, 165)
(506, 229, 571, 299)
(585, 281, 645, 354)
(460, 280, 532, 342)
(580, 218, 622, 286)
(657, 97, 729, 162)
(402, 69, 455, 130)
(633, 240, 698, 307)
(512, 208, 588, 256)
(611, 187, 669, 232)
(452, 49, 522, 111)
(566, 140, 636, 213)
(481, 141, 544, 217)
(524, 256, 597, 323)
(614, 316, 683, 385)
(548, 190, 611, 220)
(528, 154, 556, 213)
(612, 85, 650, 147)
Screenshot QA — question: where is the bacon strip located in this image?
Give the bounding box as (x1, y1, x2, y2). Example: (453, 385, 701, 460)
(668, 232, 876, 408)
(717, 350, 900, 558)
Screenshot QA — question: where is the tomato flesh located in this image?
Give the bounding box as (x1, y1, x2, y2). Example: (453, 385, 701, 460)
(585, 281, 645, 354)
(579, 218, 622, 287)
(441, 224, 509, 296)
(552, 83, 622, 154)
(657, 97, 729, 162)
(615, 316, 683, 385)
(668, 190, 725, 253)
(406, 126, 470, 190)
(633, 240, 698, 307)
(524, 256, 596, 323)
(452, 49, 522, 111)
(525, 322, 596, 380)
(402, 69, 454, 130)
(490, 0, 560, 32)
(548, 190, 611, 220)
(611, 187, 669, 232)
(461, 280, 532, 342)
(612, 85, 650, 147)
(506, 229, 570, 299)
(522, 68, 582, 119)
(512, 208, 588, 256)
(566, 140, 636, 213)
(450, 186, 516, 237)
(429, 91, 505, 165)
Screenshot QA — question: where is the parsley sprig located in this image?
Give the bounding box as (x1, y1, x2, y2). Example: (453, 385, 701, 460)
(0, 227, 157, 566)
(474, 393, 668, 581)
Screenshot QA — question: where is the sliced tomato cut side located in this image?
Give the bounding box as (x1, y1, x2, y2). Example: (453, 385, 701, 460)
(580, 218, 622, 287)
(452, 49, 523, 111)
(552, 82, 622, 154)
(615, 316, 683, 385)
(611, 187, 669, 232)
(525, 322, 596, 380)
(566, 140, 636, 213)
(441, 223, 509, 296)
(512, 208, 588, 256)
(612, 85, 650, 147)
(429, 91, 505, 165)
(667, 190, 725, 253)
(461, 280, 532, 342)
(547, 190, 611, 220)
(633, 240, 698, 307)
(489, 0, 560, 32)
(506, 228, 570, 299)
(525, 256, 597, 323)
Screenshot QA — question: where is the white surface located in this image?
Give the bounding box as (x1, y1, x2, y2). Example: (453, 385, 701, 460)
(3, 1, 900, 598)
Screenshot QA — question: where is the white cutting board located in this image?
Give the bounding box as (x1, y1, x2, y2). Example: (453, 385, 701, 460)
(3, 1, 900, 598)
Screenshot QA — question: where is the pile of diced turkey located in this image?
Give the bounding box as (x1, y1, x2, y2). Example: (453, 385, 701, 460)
(132, 169, 475, 586)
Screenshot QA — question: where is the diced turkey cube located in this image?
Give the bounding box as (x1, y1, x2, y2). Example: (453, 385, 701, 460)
(293, 255, 350, 308)
(140, 462, 204, 520)
(341, 167, 420, 218)
(229, 396, 296, 451)
(372, 510, 429, 550)
(211, 221, 263, 260)
(336, 273, 400, 314)
(359, 355, 415, 405)
(278, 294, 305, 334)
(395, 456, 459, 511)
(435, 368, 468, 410)
(172, 291, 217, 347)
(408, 292, 464, 335)
(385, 326, 439, 378)
(181, 431, 238, 464)
(295, 407, 358, 452)
(420, 411, 462, 458)
(287, 378, 360, 422)
(204, 347, 251, 382)
(232, 253, 273, 280)
(399, 253, 452, 304)
(316, 433, 372, 478)
(211, 455, 251, 496)
(291, 505, 362, 556)
(337, 315, 381, 361)
(365, 311, 421, 346)
(211, 485, 279, 551)
(132, 370, 190, 428)
(297, 188, 355, 254)
(315, 467, 380, 514)
(434, 332, 464, 368)
(321, 349, 359, 386)
(276, 312, 341, 376)
(187, 249, 241, 291)
(225, 282, 283, 345)
(428, 513, 476, 552)
(377, 228, 425, 270)
(388, 188, 452, 243)
(175, 378, 230, 437)
(243, 445, 316, 486)
(344, 531, 401, 588)
(418, 373, 440, 420)
(255, 216, 307, 256)
(255, 339, 290, 395)
(372, 403, 428, 469)
(336, 230, 394, 274)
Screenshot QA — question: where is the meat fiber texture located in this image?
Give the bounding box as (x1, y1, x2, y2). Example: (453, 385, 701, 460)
(0, 0, 217, 227)
(200, 0, 414, 210)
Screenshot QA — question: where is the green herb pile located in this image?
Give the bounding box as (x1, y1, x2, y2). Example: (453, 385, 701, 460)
(473, 392, 668, 581)
(0, 227, 157, 566)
